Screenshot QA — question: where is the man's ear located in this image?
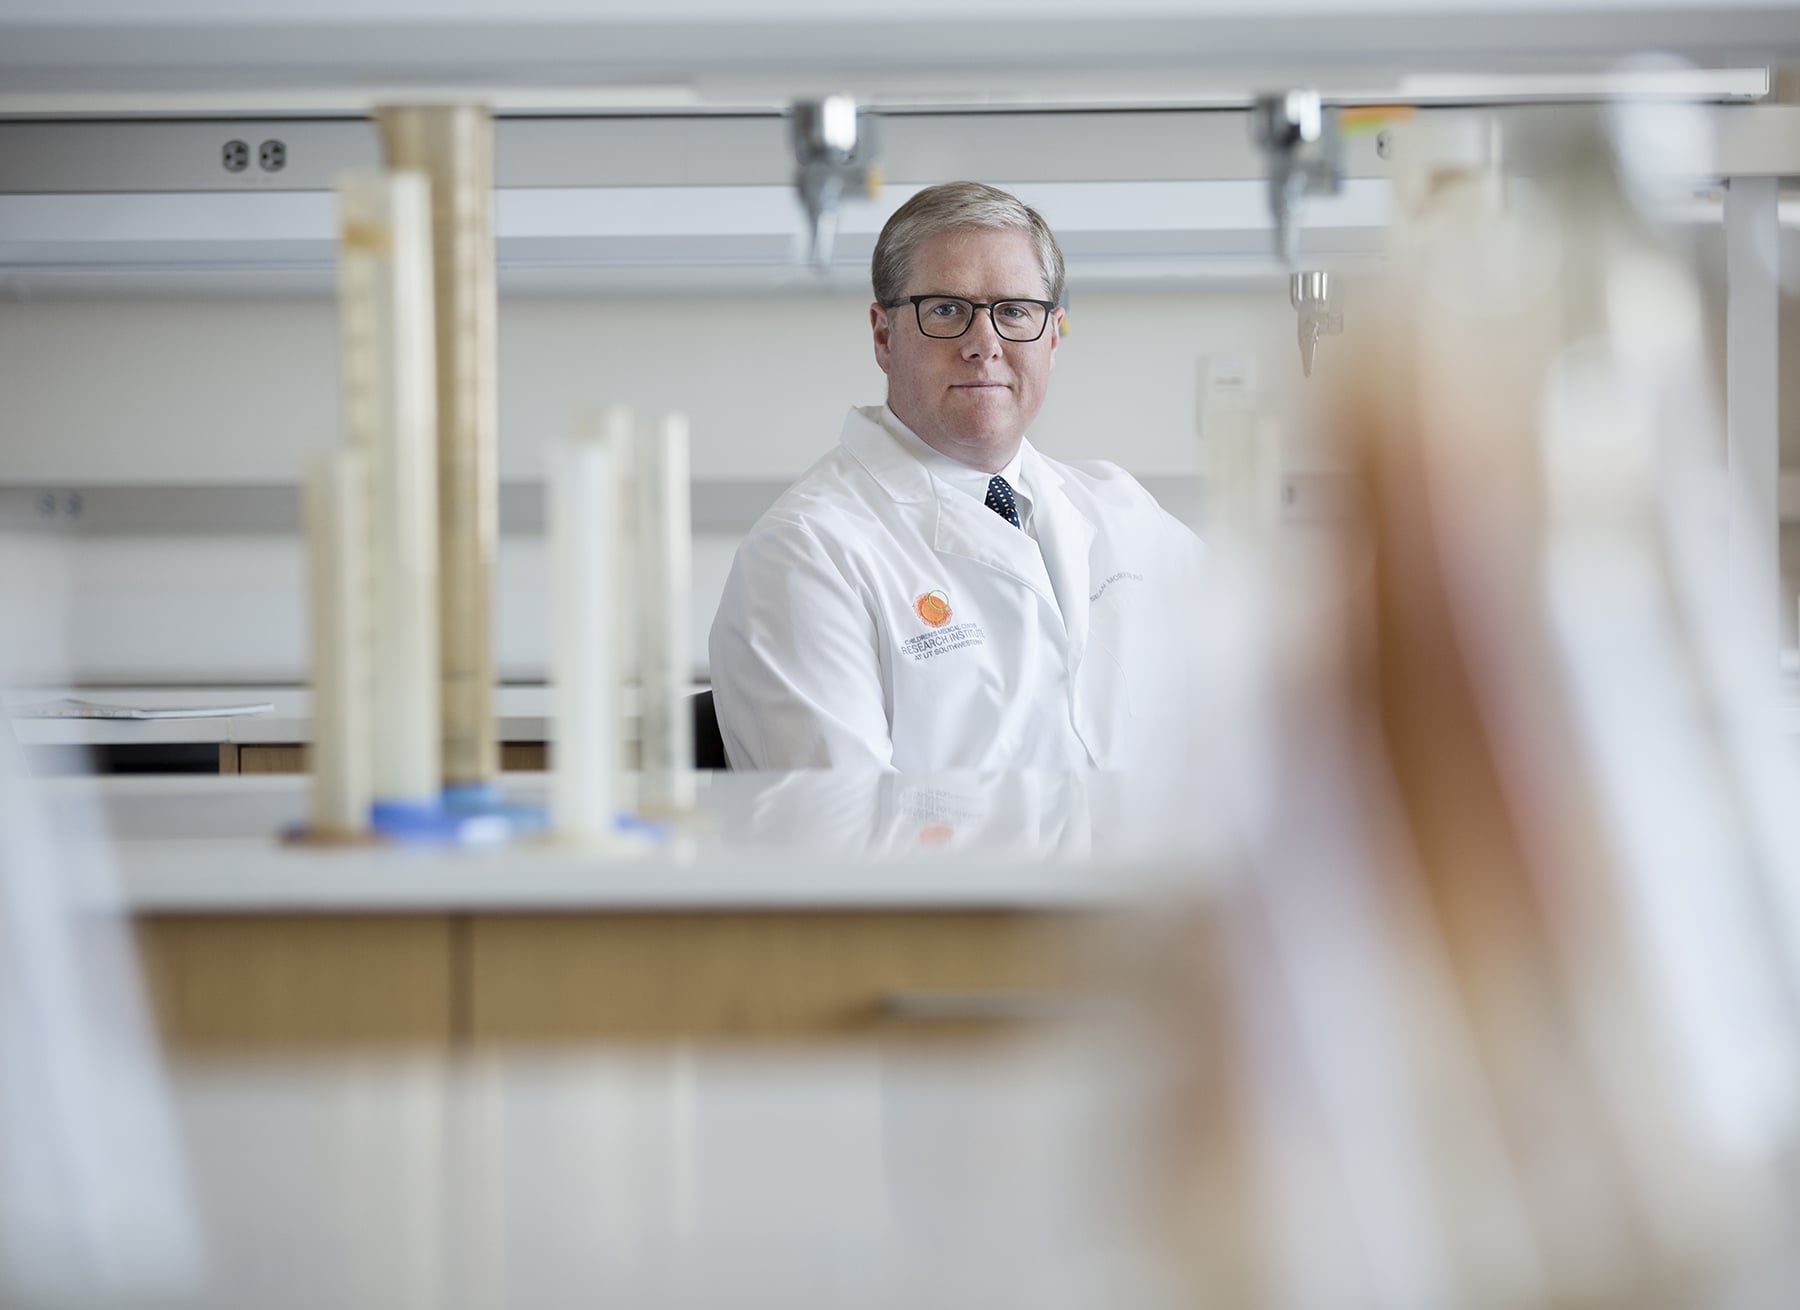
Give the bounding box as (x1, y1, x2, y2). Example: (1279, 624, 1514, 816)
(1047, 307, 1064, 364)
(871, 302, 893, 375)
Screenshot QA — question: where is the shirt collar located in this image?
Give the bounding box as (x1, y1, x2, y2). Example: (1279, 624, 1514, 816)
(877, 404, 1031, 510)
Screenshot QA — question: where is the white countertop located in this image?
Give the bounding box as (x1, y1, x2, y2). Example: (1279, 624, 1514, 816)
(47, 771, 1223, 913)
(18, 685, 1800, 747)
(5, 685, 550, 745)
(4, 683, 702, 746)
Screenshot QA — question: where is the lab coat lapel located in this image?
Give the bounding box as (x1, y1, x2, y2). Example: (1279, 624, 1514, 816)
(840, 406, 1058, 608)
(1028, 456, 1097, 667)
(931, 493, 1058, 609)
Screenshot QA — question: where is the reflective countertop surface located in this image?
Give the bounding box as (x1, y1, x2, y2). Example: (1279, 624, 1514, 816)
(44, 770, 1228, 911)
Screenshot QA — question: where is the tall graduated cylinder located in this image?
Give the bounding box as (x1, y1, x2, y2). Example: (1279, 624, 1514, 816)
(335, 170, 441, 813)
(375, 104, 500, 795)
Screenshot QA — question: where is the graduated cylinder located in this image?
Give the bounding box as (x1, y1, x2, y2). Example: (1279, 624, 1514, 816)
(303, 449, 372, 837)
(336, 170, 441, 813)
(375, 103, 499, 793)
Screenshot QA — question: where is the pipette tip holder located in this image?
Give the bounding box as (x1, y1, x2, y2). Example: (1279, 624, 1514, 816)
(1290, 270, 1343, 379)
(1250, 90, 1344, 267)
(791, 95, 881, 271)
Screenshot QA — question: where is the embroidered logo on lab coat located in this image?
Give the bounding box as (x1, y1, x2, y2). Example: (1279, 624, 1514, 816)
(1088, 570, 1146, 604)
(899, 622, 986, 662)
(914, 590, 952, 627)
(903, 589, 984, 660)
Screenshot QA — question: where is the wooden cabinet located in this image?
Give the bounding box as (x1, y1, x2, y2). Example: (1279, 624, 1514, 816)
(134, 909, 1109, 1052)
(134, 915, 456, 1051)
(467, 910, 1098, 1043)
(217, 743, 548, 773)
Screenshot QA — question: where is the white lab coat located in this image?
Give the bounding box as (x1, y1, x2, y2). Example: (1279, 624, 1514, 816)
(709, 406, 1206, 770)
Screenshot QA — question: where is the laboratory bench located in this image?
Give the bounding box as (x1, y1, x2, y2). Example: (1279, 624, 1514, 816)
(54, 770, 1214, 1056)
(7, 683, 706, 773)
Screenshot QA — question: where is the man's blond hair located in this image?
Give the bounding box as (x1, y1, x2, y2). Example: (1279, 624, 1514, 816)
(871, 181, 1065, 307)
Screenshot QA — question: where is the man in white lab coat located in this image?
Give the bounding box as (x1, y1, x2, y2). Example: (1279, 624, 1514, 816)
(710, 181, 1205, 770)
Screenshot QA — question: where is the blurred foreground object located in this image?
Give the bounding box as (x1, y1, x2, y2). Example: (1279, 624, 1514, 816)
(1150, 105, 1800, 1308)
(44, 1043, 1153, 1310)
(0, 542, 199, 1306)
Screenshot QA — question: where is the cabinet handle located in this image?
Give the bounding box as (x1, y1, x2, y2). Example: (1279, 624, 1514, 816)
(876, 990, 1100, 1023)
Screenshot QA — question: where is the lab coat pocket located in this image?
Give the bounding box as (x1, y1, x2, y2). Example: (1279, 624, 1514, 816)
(1087, 622, 1144, 716)
(1088, 582, 1187, 722)
(1087, 596, 1196, 769)
(1087, 600, 1149, 719)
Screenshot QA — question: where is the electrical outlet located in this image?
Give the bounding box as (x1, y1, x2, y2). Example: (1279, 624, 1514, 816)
(222, 139, 249, 173)
(259, 139, 287, 173)
(0, 488, 82, 531)
(1196, 353, 1258, 437)
(42, 490, 82, 521)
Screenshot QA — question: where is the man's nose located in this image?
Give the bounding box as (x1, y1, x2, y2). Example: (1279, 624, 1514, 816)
(961, 310, 1004, 358)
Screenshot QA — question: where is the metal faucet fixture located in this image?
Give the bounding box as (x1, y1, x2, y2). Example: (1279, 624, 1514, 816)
(1290, 270, 1342, 379)
(1250, 91, 1343, 265)
(791, 95, 881, 270)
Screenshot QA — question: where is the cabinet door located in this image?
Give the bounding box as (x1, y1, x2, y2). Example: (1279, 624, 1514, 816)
(135, 915, 455, 1051)
(230, 743, 546, 773)
(466, 911, 1108, 1043)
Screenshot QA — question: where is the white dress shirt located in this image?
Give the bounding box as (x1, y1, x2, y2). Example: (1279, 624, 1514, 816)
(877, 405, 1037, 541)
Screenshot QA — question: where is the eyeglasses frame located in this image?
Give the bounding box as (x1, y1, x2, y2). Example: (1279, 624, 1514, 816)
(883, 294, 1061, 343)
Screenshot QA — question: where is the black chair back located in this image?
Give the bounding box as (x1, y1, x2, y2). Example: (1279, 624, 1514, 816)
(690, 688, 729, 770)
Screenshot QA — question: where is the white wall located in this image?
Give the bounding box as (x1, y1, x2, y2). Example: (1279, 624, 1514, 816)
(0, 292, 1294, 484)
(0, 291, 1295, 684)
(15, 534, 738, 686)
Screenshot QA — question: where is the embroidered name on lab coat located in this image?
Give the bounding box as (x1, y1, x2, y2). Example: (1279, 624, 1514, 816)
(899, 622, 987, 661)
(1088, 571, 1146, 604)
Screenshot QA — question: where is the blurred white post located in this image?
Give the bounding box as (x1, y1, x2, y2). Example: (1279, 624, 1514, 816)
(549, 418, 617, 842)
(305, 448, 373, 836)
(608, 408, 641, 784)
(336, 170, 441, 814)
(0, 541, 199, 1305)
(1724, 175, 1781, 685)
(637, 412, 695, 814)
(601, 404, 637, 784)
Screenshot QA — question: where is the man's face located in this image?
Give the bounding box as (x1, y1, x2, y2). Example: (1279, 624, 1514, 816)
(871, 227, 1061, 473)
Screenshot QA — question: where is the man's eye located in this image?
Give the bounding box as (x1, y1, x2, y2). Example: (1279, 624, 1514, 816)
(927, 302, 963, 317)
(996, 304, 1028, 319)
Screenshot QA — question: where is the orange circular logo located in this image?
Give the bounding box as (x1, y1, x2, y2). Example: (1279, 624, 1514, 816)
(917, 823, 955, 847)
(914, 590, 952, 628)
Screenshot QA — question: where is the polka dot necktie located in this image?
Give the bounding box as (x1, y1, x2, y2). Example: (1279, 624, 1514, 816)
(984, 474, 1021, 529)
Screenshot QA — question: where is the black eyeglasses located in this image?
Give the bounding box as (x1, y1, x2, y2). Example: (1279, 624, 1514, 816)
(885, 295, 1059, 343)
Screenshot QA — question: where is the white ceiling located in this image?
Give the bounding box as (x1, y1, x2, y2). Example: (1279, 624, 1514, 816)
(3, 0, 1797, 113)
